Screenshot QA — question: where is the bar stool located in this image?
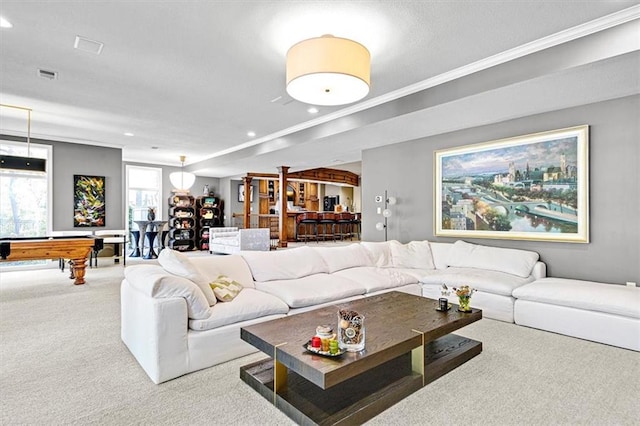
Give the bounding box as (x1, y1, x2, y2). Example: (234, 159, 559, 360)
(336, 212, 354, 240)
(317, 212, 336, 241)
(296, 212, 318, 243)
(143, 231, 158, 259)
(351, 213, 361, 240)
(129, 230, 141, 257)
(160, 226, 169, 251)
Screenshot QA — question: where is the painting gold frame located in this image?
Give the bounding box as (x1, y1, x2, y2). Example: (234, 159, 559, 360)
(434, 125, 589, 243)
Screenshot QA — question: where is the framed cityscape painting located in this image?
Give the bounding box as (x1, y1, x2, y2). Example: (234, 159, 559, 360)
(434, 125, 589, 243)
(74, 175, 105, 227)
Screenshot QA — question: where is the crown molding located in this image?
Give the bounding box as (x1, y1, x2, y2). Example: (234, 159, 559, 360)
(200, 5, 640, 164)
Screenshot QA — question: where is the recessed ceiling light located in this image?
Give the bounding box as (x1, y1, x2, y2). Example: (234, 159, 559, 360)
(307, 107, 319, 114)
(151, 146, 159, 150)
(0, 16, 12, 29)
(124, 132, 134, 137)
(247, 131, 256, 137)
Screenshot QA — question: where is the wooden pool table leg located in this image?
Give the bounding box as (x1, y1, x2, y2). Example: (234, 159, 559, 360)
(70, 258, 87, 285)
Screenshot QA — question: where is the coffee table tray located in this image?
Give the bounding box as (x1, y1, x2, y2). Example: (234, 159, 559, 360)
(303, 342, 346, 357)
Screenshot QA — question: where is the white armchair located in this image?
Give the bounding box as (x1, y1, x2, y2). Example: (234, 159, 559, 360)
(209, 228, 270, 254)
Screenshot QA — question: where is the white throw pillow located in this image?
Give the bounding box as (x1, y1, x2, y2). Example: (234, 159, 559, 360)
(389, 240, 435, 269)
(360, 241, 394, 268)
(448, 240, 539, 278)
(157, 249, 217, 306)
(312, 244, 372, 273)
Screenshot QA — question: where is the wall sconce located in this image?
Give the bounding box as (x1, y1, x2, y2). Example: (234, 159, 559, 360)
(375, 190, 397, 241)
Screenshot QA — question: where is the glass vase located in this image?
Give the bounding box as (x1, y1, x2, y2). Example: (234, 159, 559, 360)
(458, 296, 471, 312)
(337, 311, 365, 352)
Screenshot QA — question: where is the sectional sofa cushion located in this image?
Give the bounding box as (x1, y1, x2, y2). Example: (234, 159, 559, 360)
(332, 267, 418, 293)
(392, 267, 437, 281)
(158, 249, 218, 306)
(513, 278, 640, 319)
(241, 246, 328, 282)
(390, 240, 435, 270)
(448, 240, 539, 278)
(312, 244, 372, 273)
(360, 241, 395, 267)
(420, 267, 534, 296)
(124, 265, 212, 320)
(429, 242, 452, 270)
(190, 255, 256, 289)
(188, 288, 289, 331)
(254, 273, 366, 308)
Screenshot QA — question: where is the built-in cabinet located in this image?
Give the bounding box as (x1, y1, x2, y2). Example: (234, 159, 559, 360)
(258, 179, 319, 213)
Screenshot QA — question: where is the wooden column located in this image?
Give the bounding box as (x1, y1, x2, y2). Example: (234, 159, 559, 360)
(277, 166, 289, 247)
(243, 176, 253, 229)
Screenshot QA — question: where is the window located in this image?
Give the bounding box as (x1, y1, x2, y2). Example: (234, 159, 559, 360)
(0, 140, 52, 269)
(125, 165, 162, 231)
(0, 140, 52, 238)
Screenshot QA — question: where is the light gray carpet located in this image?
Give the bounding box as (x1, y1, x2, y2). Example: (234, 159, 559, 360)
(1, 260, 638, 425)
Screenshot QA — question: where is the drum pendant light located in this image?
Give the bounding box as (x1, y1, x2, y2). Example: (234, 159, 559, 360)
(169, 155, 196, 192)
(286, 35, 370, 106)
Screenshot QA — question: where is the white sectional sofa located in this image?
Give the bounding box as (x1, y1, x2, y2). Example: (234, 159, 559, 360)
(513, 278, 640, 351)
(420, 240, 546, 322)
(121, 239, 547, 383)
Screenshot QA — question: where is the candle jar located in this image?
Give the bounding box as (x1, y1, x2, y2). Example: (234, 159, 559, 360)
(315, 325, 334, 340)
(337, 310, 365, 352)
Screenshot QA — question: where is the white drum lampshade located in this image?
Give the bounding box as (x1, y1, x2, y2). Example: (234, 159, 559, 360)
(170, 155, 196, 192)
(286, 35, 370, 106)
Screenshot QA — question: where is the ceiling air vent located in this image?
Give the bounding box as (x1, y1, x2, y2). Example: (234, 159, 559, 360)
(37, 69, 58, 80)
(74, 35, 104, 55)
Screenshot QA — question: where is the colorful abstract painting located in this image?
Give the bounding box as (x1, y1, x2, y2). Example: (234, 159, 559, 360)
(74, 175, 105, 227)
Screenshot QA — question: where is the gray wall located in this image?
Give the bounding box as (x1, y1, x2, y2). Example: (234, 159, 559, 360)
(1, 135, 125, 231)
(361, 95, 640, 283)
(0, 134, 224, 231)
(228, 179, 260, 225)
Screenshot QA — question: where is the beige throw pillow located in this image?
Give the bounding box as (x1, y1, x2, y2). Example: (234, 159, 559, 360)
(209, 275, 244, 302)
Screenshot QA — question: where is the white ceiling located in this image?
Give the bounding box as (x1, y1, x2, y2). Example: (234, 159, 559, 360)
(1, 1, 638, 178)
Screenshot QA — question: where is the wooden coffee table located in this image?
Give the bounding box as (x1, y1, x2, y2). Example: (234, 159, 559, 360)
(240, 291, 482, 425)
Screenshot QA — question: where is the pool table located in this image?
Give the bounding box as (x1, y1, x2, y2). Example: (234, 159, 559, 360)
(0, 236, 103, 285)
